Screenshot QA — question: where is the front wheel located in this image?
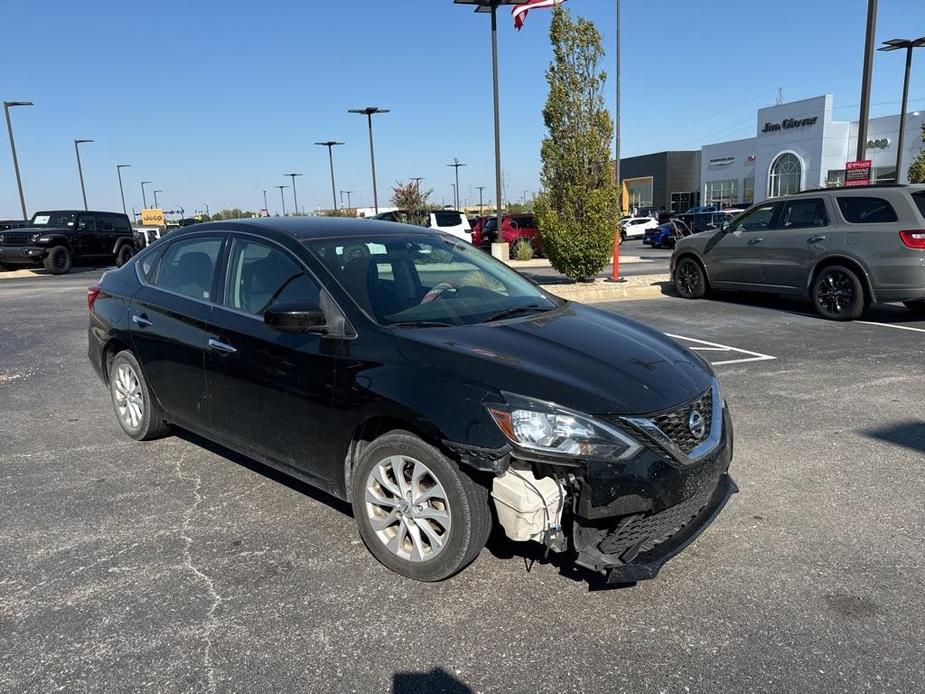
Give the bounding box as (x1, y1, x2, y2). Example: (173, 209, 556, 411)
(352, 431, 491, 582)
(43, 246, 72, 275)
(115, 244, 135, 268)
(812, 266, 865, 321)
(903, 299, 925, 314)
(674, 257, 707, 299)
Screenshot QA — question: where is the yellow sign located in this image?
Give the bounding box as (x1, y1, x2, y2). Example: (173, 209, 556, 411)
(141, 208, 165, 226)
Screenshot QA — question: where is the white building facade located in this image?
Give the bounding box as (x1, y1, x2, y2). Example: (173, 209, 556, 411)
(700, 95, 924, 208)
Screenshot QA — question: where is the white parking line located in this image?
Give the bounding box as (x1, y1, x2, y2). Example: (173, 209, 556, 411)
(666, 334, 777, 366)
(856, 321, 925, 334)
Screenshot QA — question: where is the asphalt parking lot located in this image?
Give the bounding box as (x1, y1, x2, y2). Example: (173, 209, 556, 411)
(1, 271, 923, 693)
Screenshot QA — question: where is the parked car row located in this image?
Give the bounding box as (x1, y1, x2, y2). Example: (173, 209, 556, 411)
(670, 184, 925, 320)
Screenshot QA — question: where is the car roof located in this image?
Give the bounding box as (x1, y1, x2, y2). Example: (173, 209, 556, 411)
(32, 209, 128, 216)
(171, 216, 445, 240)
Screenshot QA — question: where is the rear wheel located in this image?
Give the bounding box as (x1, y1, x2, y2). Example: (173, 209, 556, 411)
(903, 299, 925, 314)
(115, 244, 134, 268)
(43, 246, 72, 275)
(674, 257, 707, 299)
(352, 431, 491, 582)
(812, 265, 865, 321)
(108, 350, 170, 440)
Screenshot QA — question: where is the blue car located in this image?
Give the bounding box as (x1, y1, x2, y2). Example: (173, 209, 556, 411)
(643, 222, 676, 248)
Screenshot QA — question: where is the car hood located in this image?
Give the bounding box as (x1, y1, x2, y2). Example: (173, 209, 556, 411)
(395, 303, 713, 415)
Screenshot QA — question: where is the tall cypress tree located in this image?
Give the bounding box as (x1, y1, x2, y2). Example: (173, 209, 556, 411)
(535, 6, 618, 281)
(908, 123, 925, 184)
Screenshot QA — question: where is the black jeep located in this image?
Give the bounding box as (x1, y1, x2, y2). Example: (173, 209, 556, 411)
(0, 210, 138, 275)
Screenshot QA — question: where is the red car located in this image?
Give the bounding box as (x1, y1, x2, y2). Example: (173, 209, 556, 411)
(472, 214, 541, 256)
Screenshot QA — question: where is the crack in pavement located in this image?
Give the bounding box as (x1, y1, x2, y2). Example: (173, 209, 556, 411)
(175, 449, 223, 693)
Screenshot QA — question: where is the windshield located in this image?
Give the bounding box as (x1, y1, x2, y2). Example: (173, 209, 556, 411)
(30, 212, 77, 228)
(306, 233, 559, 327)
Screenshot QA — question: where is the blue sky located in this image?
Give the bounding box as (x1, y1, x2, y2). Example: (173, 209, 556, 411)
(2, 0, 924, 217)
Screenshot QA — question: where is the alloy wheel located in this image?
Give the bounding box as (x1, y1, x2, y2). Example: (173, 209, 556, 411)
(677, 260, 701, 296)
(364, 455, 452, 562)
(113, 363, 144, 429)
(816, 271, 854, 316)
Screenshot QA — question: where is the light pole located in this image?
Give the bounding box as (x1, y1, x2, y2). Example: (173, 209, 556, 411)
(274, 185, 289, 216)
(141, 181, 152, 209)
(285, 173, 302, 216)
(454, 1, 520, 233)
(315, 141, 344, 213)
(153, 189, 163, 208)
(74, 139, 94, 210)
(262, 189, 269, 215)
(615, 0, 622, 211)
(856, 0, 879, 162)
(451, 183, 456, 210)
(447, 158, 466, 209)
(476, 186, 486, 216)
(116, 164, 131, 215)
(348, 106, 389, 214)
(340, 190, 354, 210)
(4, 101, 33, 219)
(878, 37, 925, 182)
(203, 203, 210, 218)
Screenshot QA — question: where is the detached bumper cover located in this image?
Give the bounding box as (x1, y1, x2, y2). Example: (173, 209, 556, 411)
(574, 472, 737, 583)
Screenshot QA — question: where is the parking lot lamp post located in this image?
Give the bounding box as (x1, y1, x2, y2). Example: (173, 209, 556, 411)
(453, 1, 521, 234)
(348, 107, 389, 214)
(285, 173, 302, 216)
(116, 164, 131, 215)
(153, 190, 163, 208)
(141, 181, 152, 210)
(447, 158, 466, 209)
(74, 139, 93, 211)
(274, 185, 289, 216)
(315, 141, 344, 214)
(878, 37, 925, 182)
(203, 203, 210, 218)
(451, 183, 456, 209)
(856, 0, 879, 162)
(262, 189, 269, 215)
(3, 101, 33, 219)
(476, 185, 485, 215)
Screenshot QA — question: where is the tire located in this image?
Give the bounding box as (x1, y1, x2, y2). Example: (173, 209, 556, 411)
(115, 244, 134, 268)
(43, 246, 72, 275)
(674, 256, 707, 299)
(903, 299, 925, 314)
(812, 265, 865, 321)
(108, 350, 170, 441)
(352, 431, 491, 582)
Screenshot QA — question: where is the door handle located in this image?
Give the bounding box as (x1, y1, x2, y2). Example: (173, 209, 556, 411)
(208, 338, 237, 354)
(132, 314, 152, 328)
(747, 238, 764, 245)
(808, 235, 826, 243)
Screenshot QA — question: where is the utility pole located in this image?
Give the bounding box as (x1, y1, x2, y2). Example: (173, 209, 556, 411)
(274, 185, 289, 216)
(856, 0, 878, 162)
(262, 189, 269, 215)
(476, 186, 486, 216)
(615, 0, 622, 211)
(285, 173, 302, 216)
(315, 141, 344, 214)
(348, 106, 389, 213)
(879, 37, 925, 182)
(141, 181, 152, 210)
(447, 158, 466, 209)
(4, 101, 33, 219)
(74, 139, 93, 210)
(116, 164, 131, 215)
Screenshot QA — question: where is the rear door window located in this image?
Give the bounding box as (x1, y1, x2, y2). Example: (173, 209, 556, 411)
(836, 197, 898, 223)
(778, 198, 828, 229)
(154, 237, 224, 301)
(98, 216, 115, 232)
(433, 211, 462, 227)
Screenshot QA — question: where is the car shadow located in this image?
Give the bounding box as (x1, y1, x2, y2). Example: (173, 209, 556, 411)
(703, 290, 924, 325)
(861, 421, 925, 456)
(393, 667, 473, 694)
(172, 428, 354, 518)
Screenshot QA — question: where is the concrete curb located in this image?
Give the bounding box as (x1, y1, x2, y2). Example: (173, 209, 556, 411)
(539, 274, 673, 303)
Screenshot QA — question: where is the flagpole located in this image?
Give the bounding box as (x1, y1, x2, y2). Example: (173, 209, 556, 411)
(615, 0, 621, 212)
(491, 3, 504, 231)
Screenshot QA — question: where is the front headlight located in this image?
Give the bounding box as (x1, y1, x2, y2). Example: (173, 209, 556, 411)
(487, 392, 642, 462)
(30, 233, 40, 243)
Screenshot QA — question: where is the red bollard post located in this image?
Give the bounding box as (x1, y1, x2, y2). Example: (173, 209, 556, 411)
(610, 229, 622, 282)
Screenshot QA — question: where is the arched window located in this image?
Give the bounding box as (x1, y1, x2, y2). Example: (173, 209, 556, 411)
(768, 153, 802, 198)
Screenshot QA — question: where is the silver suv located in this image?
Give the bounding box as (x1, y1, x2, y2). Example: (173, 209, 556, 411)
(670, 185, 925, 320)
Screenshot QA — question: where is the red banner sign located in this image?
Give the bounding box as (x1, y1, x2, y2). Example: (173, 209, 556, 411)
(845, 160, 872, 187)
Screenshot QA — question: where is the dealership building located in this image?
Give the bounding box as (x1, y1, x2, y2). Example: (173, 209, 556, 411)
(621, 94, 924, 214)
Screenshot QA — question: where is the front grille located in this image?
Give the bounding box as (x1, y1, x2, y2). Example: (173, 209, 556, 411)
(597, 480, 714, 559)
(651, 388, 713, 454)
(0, 231, 34, 246)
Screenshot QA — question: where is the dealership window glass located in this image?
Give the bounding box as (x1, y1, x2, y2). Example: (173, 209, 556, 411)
(778, 198, 828, 229)
(626, 178, 653, 210)
(872, 167, 897, 184)
(731, 202, 778, 232)
(155, 237, 223, 301)
(836, 197, 898, 224)
(768, 153, 802, 197)
(826, 169, 846, 187)
(225, 238, 320, 316)
(742, 177, 755, 205)
(704, 179, 737, 207)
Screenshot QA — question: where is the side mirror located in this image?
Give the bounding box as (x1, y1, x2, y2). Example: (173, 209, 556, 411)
(264, 300, 327, 334)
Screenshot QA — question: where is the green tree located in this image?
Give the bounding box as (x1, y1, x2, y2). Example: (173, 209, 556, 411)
(390, 181, 434, 226)
(908, 122, 925, 184)
(534, 6, 618, 280)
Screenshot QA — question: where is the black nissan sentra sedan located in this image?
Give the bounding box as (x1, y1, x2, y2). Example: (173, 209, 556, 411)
(88, 218, 736, 584)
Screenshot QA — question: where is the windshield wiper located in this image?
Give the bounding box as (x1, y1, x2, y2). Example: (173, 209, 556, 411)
(389, 320, 454, 328)
(483, 304, 550, 323)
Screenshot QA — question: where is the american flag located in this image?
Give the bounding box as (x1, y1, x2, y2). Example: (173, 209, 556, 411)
(512, 0, 565, 31)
